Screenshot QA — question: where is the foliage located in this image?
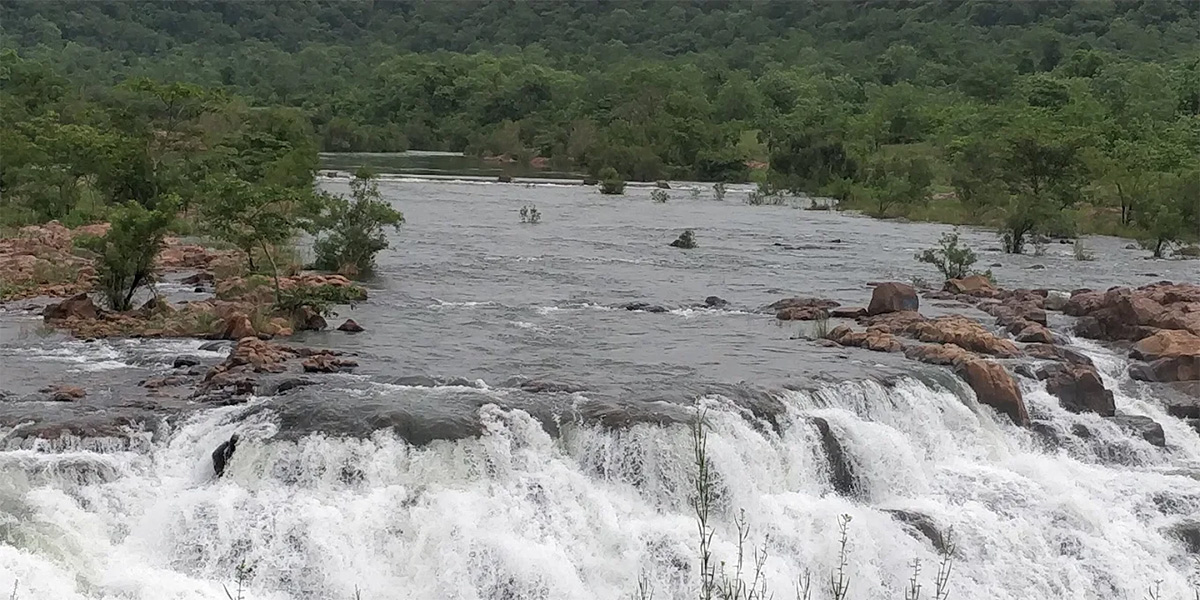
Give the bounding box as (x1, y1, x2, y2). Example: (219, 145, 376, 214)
(312, 169, 404, 277)
(915, 231, 980, 281)
(651, 189, 669, 203)
(670, 229, 697, 249)
(81, 200, 174, 311)
(1136, 169, 1200, 258)
(272, 283, 365, 318)
(712, 182, 727, 202)
(745, 182, 786, 206)
(859, 154, 933, 216)
(598, 166, 625, 195)
(519, 205, 541, 224)
(1073, 238, 1095, 261)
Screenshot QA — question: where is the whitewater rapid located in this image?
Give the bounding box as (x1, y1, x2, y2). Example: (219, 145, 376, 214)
(2, 338, 1197, 600)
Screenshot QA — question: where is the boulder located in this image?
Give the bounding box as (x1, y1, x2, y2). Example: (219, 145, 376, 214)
(1022, 343, 1094, 367)
(956, 359, 1029, 426)
(704, 296, 729, 309)
(42, 293, 99, 321)
(337, 319, 364, 332)
(830, 307, 867, 319)
(1169, 521, 1200, 554)
(776, 306, 829, 321)
(1044, 290, 1071, 311)
(1131, 330, 1200, 362)
(1130, 357, 1200, 382)
(1108, 414, 1166, 447)
(1014, 323, 1055, 344)
(905, 315, 1021, 358)
(765, 297, 840, 312)
(172, 356, 201, 369)
(884, 510, 949, 554)
(1044, 366, 1116, 416)
(655, 180, 671, 189)
(292, 306, 328, 331)
(39, 384, 85, 402)
(944, 275, 994, 295)
(621, 302, 669, 313)
(827, 325, 904, 353)
(301, 354, 358, 373)
(904, 343, 972, 366)
(219, 313, 256, 341)
(181, 272, 215, 286)
(867, 282, 919, 316)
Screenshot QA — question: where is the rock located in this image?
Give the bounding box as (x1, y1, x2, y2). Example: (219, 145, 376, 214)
(292, 306, 328, 331)
(1022, 343, 1094, 367)
(704, 296, 729, 308)
(582, 178, 599, 186)
(1044, 366, 1116, 416)
(765, 297, 840, 312)
(1029, 420, 1061, 448)
(904, 343, 972, 366)
(173, 356, 201, 368)
(901, 315, 1021, 358)
(827, 325, 904, 353)
(497, 175, 513, 183)
(1014, 323, 1055, 344)
(810, 417, 856, 497)
(867, 282, 919, 316)
(956, 359, 1029, 426)
(38, 384, 85, 402)
(1130, 357, 1200, 382)
(884, 510, 949, 554)
(219, 312, 256, 340)
(301, 354, 358, 373)
(199, 341, 230, 352)
(42, 293, 99, 321)
(337, 319, 364, 333)
(1169, 521, 1200, 554)
(655, 180, 671, 189)
(830, 307, 867, 319)
(141, 375, 187, 389)
(1108, 414, 1166, 447)
(1162, 392, 1200, 419)
(776, 306, 829, 321)
(181, 272, 215, 286)
(944, 275, 994, 295)
(1131, 330, 1200, 361)
(1044, 290, 1071, 311)
(621, 302, 669, 313)
(259, 377, 316, 396)
(212, 434, 238, 477)
(1071, 423, 1093, 438)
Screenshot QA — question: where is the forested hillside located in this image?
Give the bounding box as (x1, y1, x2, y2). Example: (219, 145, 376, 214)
(2, 1, 1198, 249)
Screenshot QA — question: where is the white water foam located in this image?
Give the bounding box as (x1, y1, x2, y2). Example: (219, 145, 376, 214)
(2, 349, 1198, 599)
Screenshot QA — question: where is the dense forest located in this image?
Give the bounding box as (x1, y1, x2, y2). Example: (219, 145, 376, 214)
(2, 0, 1198, 252)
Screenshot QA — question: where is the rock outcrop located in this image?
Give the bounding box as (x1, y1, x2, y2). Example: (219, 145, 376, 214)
(867, 282, 918, 316)
(956, 359, 1029, 426)
(1066, 283, 1200, 341)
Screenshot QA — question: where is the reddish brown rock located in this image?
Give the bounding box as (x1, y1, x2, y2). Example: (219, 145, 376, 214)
(905, 316, 1021, 358)
(765, 297, 840, 312)
(830, 307, 867, 319)
(39, 384, 86, 402)
(827, 325, 904, 353)
(1044, 366, 1116, 416)
(904, 343, 973, 366)
(776, 306, 829, 321)
(220, 313, 256, 340)
(956, 360, 1029, 426)
(1130, 357, 1200, 382)
(1022, 343, 1094, 367)
(1131, 330, 1200, 362)
(867, 282, 919, 316)
(301, 354, 359, 373)
(42, 293, 100, 321)
(944, 275, 994, 295)
(1015, 323, 1055, 344)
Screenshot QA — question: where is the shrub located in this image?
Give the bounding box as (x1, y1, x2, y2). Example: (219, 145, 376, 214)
(713, 182, 727, 201)
(312, 169, 404, 277)
(598, 166, 626, 195)
(745, 182, 785, 206)
(272, 283, 365, 318)
(82, 200, 174, 311)
(1073, 238, 1095, 261)
(519, 205, 542, 224)
(651, 189, 670, 203)
(670, 229, 697, 249)
(915, 230, 978, 281)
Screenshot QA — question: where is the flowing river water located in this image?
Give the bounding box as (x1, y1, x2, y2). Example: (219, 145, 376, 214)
(1, 177, 1198, 599)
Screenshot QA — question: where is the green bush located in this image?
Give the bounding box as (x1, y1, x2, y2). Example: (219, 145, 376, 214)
(312, 169, 404, 277)
(82, 200, 174, 311)
(598, 166, 626, 195)
(651, 189, 669, 203)
(915, 230, 980, 281)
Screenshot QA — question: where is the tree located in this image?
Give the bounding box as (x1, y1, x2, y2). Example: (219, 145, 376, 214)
(82, 200, 175, 311)
(916, 230, 981, 281)
(859, 154, 933, 216)
(598, 166, 625, 194)
(312, 169, 404, 277)
(1137, 170, 1200, 258)
(995, 119, 1090, 252)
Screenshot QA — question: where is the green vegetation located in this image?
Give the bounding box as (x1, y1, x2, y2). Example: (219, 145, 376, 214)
(312, 169, 404, 277)
(651, 189, 670, 204)
(916, 231, 984, 281)
(81, 201, 174, 310)
(670, 229, 697, 250)
(599, 167, 626, 195)
(2, 1, 1198, 253)
(519, 205, 542, 224)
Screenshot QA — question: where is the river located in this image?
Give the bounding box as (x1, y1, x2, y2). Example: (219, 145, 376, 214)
(1, 176, 1198, 599)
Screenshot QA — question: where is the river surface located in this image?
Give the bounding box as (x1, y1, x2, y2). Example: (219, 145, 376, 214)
(2, 178, 1198, 599)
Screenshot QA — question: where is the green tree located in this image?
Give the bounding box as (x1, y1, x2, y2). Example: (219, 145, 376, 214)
(1137, 170, 1200, 258)
(859, 154, 933, 216)
(82, 200, 175, 311)
(312, 169, 404, 277)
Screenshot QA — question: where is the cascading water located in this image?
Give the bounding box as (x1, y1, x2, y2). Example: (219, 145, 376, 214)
(3, 344, 1197, 599)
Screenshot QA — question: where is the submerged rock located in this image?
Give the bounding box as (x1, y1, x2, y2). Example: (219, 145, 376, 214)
(703, 296, 729, 309)
(776, 306, 829, 321)
(337, 318, 364, 333)
(621, 302, 669, 313)
(885, 510, 950, 554)
(810, 417, 857, 497)
(830, 306, 866, 319)
(38, 384, 86, 402)
(301, 354, 358, 373)
(172, 355, 201, 369)
(1108, 414, 1166, 447)
(867, 282, 919, 316)
(211, 434, 238, 477)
